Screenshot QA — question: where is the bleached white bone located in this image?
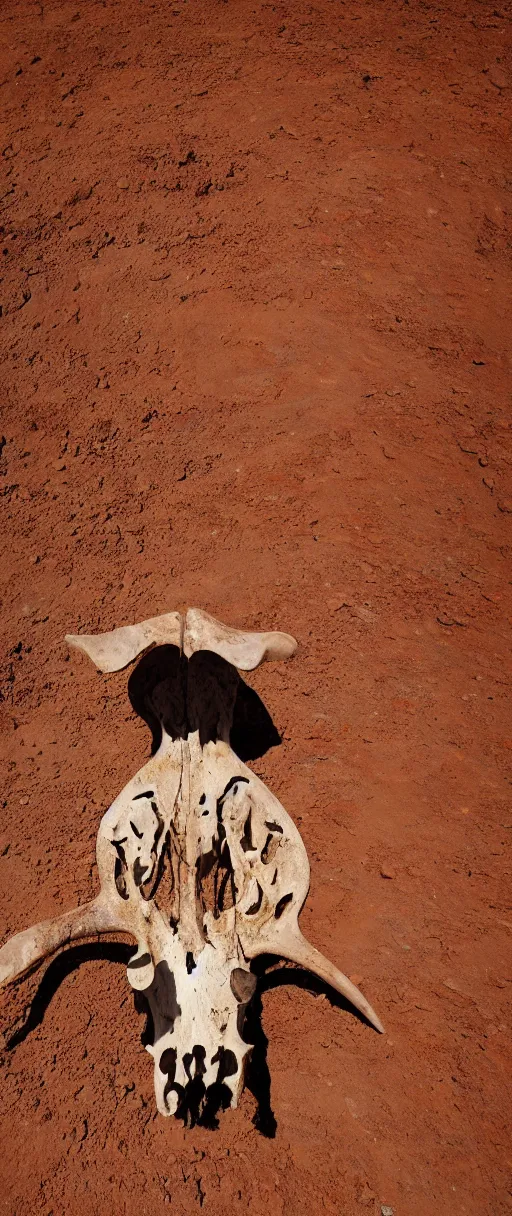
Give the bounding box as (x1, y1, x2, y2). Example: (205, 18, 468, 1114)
(0, 610, 383, 1122)
(65, 607, 298, 674)
(0, 897, 126, 988)
(65, 611, 182, 672)
(183, 607, 297, 669)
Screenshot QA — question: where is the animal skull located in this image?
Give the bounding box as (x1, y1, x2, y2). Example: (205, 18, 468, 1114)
(0, 608, 383, 1121)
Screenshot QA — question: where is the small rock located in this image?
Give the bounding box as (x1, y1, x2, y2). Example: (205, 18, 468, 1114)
(497, 499, 512, 513)
(357, 1181, 376, 1205)
(483, 476, 495, 491)
(380, 866, 395, 880)
(349, 974, 363, 986)
(327, 597, 351, 612)
(488, 65, 508, 89)
(116, 177, 130, 190)
(381, 1207, 394, 1216)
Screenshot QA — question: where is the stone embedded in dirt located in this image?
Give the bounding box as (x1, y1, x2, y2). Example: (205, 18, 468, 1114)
(349, 974, 363, 986)
(488, 65, 508, 89)
(443, 978, 463, 993)
(380, 866, 395, 880)
(381, 1207, 394, 1216)
(497, 499, 512, 513)
(357, 1181, 376, 1206)
(483, 476, 495, 491)
(327, 597, 352, 612)
(116, 178, 130, 189)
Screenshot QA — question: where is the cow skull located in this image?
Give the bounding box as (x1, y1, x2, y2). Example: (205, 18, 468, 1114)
(0, 608, 383, 1122)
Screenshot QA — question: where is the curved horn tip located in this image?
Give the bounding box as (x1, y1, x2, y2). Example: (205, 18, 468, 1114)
(367, 1010, 385, 1035)
(248, 930, 384, 1034)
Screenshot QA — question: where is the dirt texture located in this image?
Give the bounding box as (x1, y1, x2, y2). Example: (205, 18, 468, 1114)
(0, 0, 511, 1212)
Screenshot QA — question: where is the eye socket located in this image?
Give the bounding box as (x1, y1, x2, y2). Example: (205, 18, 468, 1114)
(274, 892, 293, 919)
(230, 968, 257, 1003)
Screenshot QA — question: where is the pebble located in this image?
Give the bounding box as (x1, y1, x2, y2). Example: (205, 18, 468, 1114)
(380, 865, 396, 879)
(497, 499, 512, 513)
(488, 65, 508, 89)
(327, 597, 351, 612)
(381, 1207, 394, 1216)
(116, 177, 130, 189)
(357, 1182, 375, 1204)
(483, 476, 495, 491)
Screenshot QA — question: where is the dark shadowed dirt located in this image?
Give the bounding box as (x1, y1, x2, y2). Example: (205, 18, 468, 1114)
(0, 0, 511, 1212)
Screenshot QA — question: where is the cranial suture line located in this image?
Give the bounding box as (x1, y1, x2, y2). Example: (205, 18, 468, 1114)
(0, 607, 383, 1123)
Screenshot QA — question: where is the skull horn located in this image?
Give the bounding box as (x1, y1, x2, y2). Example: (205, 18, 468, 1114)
(247, 929, 384, 1034)
(183, 607, 297, 670)
(65, 611, 183, 673)
(0, 897, 133, 988)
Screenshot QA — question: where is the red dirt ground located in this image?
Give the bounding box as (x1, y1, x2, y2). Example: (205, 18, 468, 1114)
(1, 0, 511, 1212)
